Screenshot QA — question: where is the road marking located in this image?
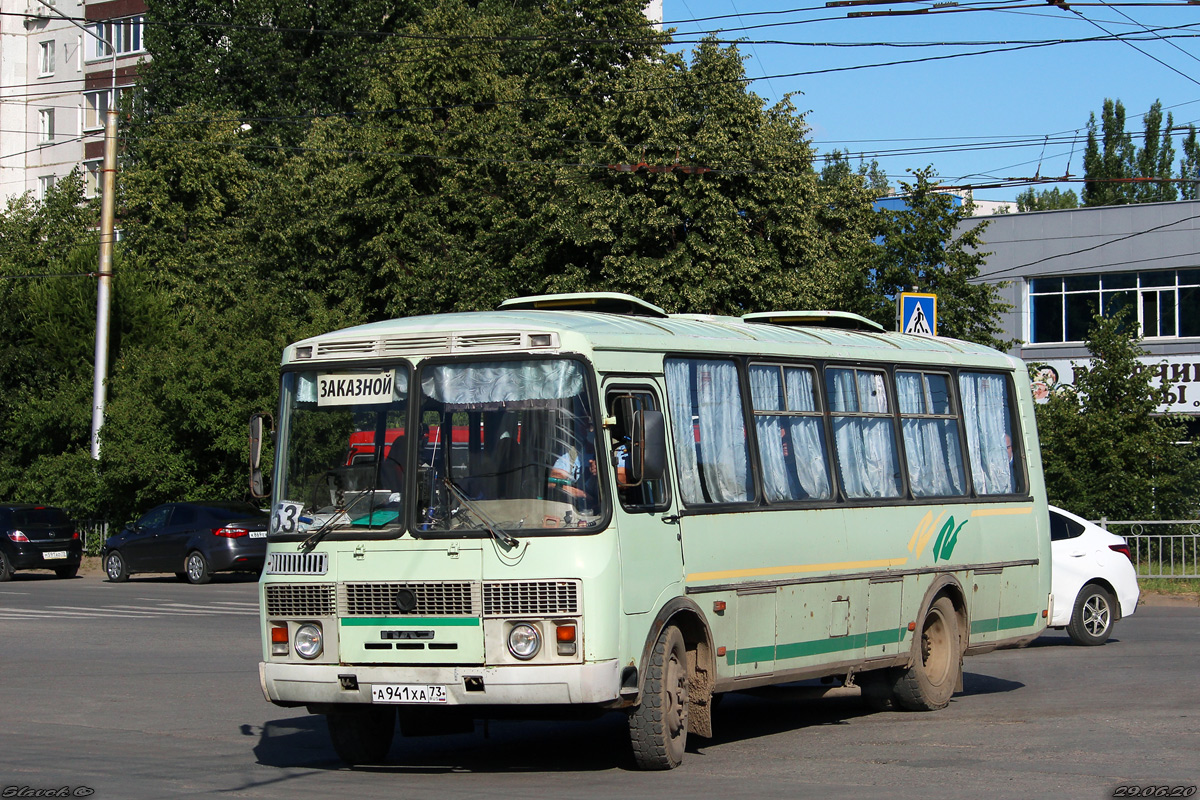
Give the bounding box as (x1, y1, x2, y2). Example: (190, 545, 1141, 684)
(0, 600, 258, 621)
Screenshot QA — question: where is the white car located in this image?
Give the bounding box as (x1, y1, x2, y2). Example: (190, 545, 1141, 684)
(1048, 505, 1140, 645)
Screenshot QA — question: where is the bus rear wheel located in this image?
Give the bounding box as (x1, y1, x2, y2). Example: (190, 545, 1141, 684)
(326, 705, 396, 766)
(628, 625, 689, 770)
(894, 596, 961, 711)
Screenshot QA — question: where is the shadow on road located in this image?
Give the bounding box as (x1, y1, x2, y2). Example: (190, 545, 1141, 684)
(960, 671, 1025, 696)
(245, 680, 925, 773)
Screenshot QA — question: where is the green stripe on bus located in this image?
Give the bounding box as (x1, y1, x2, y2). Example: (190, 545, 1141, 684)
(340, 617, 481, 627)
(728, 626, 909, 666)
(970, 613, 1039, 635)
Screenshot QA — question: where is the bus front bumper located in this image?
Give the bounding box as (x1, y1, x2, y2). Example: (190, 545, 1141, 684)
(260, 659, 622, 707)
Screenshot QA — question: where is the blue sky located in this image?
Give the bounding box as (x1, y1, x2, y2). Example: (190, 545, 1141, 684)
(663, 0, 1200, 202)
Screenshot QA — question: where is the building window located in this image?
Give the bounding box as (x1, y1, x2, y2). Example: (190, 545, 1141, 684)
(1029, 269, 1200, 343)
(37, 175, 56, 200)
(86, 16, 144, 61)
(85, 160, 101, 198)
(84, 90, 109, 130)
(39, 109, 55, 143)
(39, 41, 55, 76)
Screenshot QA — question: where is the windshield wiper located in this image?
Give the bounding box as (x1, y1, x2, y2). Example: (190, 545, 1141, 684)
(300, 488, 375, 554)
(442, 478, 517, 549)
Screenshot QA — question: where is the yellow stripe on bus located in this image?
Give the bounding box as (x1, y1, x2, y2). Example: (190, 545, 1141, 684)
(970, 506, 1034, 517)
(686, 558, 909, 583)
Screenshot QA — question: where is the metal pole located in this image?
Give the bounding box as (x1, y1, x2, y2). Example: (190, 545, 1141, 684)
(35, 0, 120, 458)
(90, 107, 117, 459)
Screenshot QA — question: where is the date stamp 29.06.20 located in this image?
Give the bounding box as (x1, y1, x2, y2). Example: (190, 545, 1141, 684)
(1113, 787, 1196, 798)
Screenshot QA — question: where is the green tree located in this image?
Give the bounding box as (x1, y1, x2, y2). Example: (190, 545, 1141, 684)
(0, 173, 175, 518)
(1180, 126, 1200, 201)
(1034, 310, 1200, 520)
(869, 168, 1013, 350)
(1083, 98, 1177, 206)
(1015, 187, 1079, 212)
(141, 0, 419, 150)
(248, 19, 883, 318)
(820, 150, 889, 196)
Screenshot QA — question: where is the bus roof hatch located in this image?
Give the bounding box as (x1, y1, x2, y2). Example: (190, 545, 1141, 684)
(498, 292, 669, 318)
(741, 310, 886, 333)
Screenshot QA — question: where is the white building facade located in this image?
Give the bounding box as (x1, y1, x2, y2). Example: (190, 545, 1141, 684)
(1, 0, 145, 203)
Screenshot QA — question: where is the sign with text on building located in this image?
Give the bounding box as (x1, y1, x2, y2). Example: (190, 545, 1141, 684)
(899, 292, 937, 336)
(1030, 355, 1200, 415)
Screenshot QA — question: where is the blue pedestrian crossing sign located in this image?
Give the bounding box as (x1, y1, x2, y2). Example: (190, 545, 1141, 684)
(899, 292, 937, 336)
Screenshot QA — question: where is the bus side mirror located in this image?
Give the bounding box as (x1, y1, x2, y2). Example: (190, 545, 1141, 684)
(629, 410, 666, 484)
(249, 413, 274, 499)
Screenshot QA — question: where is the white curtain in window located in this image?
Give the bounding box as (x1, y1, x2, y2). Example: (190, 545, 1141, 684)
(695, 360, 751, 503)
(897, 372, 965, 497)
(750, 366, 831, 501)
(828, 369, 901, 498)
(422, 361, 583, 405)
(665, 360, 702, 504)
(667, 359, 751, 504)
(959, 372, 1015, 494)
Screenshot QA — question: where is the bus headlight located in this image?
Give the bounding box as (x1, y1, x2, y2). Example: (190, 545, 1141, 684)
(294, 623, 323, 659)
(507, 623, 541, 660)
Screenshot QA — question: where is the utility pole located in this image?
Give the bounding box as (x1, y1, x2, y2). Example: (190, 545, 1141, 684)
(31, 0, 119, 459)
(90, 108, 117, 460)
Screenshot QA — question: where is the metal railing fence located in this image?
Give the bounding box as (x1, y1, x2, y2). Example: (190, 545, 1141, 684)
(76, 519, 109, 557)
(1094, 519, 1200, 579)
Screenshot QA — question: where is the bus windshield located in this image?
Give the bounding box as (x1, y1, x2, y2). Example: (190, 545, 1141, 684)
(416, 357, 605, 534)
(272, 358, 605, 539)
(273, 367, 411, 537)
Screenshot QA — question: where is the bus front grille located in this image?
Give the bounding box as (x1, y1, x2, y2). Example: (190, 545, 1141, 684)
(266, 552, 329, 576)
(340, 582, 480, 616)
(265, 583, 337, 617)
(483, 580, 580, 616)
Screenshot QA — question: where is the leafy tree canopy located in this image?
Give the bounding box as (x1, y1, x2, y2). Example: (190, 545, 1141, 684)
(1083, 98, 1178, 206)
(868, 168, 1013, 351)
(1016, 186, 1079, 212)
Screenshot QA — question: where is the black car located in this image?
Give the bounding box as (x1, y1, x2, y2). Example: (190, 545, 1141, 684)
(0, 504, 83, 581)
(102, 501, 269, 584)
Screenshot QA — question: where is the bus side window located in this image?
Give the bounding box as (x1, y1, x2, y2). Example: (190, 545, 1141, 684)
(959, 371, 1024, 495)
(607, 389, 670, 512)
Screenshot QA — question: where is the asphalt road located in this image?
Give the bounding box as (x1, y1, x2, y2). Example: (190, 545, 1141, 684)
(1, 571, 1196, 800)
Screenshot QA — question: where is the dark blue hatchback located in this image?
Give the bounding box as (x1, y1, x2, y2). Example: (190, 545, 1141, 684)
(0, 504, 83, 580)
(102, 501, 268, 584)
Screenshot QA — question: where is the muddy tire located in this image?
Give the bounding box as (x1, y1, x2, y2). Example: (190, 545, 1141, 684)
(894, 596, 961, 711)
(628, 625, 689, 770)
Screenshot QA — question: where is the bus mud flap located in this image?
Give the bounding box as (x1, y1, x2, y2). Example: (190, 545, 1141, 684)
(687, 647, 714, 739)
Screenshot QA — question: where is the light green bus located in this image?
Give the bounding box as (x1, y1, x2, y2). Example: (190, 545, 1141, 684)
(251, 292, 1050, 770)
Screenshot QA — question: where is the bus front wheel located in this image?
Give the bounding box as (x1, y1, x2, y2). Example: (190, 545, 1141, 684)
(326, 705, 396, 766)
(628, 625, 689, 770)
(894, 595, 961, 711)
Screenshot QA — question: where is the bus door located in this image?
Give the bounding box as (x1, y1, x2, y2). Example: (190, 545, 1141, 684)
(604, 385, 682, 615)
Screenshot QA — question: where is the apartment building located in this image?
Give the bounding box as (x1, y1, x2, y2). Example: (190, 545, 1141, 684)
(0, 0, 145, 203)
